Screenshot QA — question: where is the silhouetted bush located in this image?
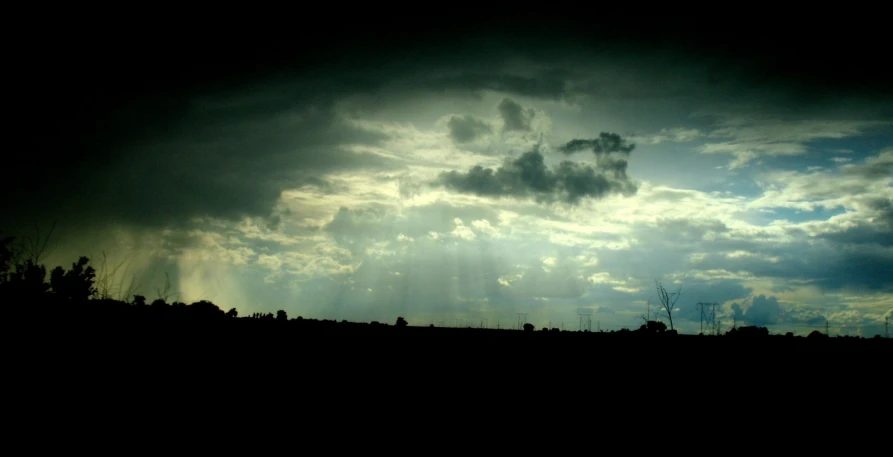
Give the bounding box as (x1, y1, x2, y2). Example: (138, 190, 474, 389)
(637, 320, 667, 333)
(49, 256, 95, 302)
(726, 326, 769, 337)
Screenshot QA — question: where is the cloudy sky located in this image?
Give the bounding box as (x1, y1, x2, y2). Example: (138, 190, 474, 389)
(6, 19, 892, 335)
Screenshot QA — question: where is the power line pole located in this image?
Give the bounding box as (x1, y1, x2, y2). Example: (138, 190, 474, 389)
(516, 313, 527, 330)
(885, 316, 889, 338)
(696, 302, 706, 334)
(696, 302, 717, 335)
(825, 321, 830, 336)
(577, 309, 592, 332)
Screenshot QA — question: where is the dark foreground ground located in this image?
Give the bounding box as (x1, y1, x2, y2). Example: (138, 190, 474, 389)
(11, 315, 890, 372)
(5, 314, 889, 442)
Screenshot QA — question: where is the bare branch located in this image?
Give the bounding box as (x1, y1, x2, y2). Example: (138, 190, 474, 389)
(654, 280, 678, 331)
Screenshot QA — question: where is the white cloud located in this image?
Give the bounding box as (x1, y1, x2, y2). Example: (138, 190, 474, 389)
(256, 254, 283, 271)
(471, 219, 501, 238)
(450, 219, 477, 241)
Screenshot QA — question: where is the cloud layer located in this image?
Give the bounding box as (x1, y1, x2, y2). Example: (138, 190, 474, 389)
(5, 22, 892, 336)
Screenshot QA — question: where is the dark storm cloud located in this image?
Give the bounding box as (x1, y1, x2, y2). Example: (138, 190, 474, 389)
(556, 135, 635, 182)
(687, 236, 893, 293)
(3, 90, 396, 235)
(437, 139, 637, 204)
(819, 225, 893, 248)
(498, 98, 535, 132)
(447, 115, 493, 143)
(868, 197, 893, 226)
(559, 133, 636, 155)
(425, 73, 569, 100)
(8, 18, 890, 239)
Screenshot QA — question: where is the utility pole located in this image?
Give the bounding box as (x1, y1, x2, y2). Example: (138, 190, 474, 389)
(825, 321, 830, 336)
(885, 316, 889, 338)
(516, 313, 527, 330)
(646, 299, 651, 321)
(577, 309, 593, 332)
(696, 302, 718, 335)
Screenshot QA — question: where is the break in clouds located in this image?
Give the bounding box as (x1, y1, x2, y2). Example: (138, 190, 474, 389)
(5, 21, 893, 336)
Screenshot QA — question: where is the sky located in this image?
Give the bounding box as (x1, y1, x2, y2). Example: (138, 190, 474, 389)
(5, 19, 892, 336)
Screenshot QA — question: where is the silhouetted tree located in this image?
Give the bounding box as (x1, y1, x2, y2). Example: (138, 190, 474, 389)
(186, 300, 225, 320)
(49, 256, 96, 302)
(523, 323, 534, 332)
(0, 234, 16, 280)
(655, 280, 681, 331)
(396, 316, 408, 327)
(133, 295, 147, 306)
(637, 320, 667, 333)
(0, 226, 57, 304)
(276, 309, 287, 321)
(226, 308, 238, 318)
(4, 259, 49, 301)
